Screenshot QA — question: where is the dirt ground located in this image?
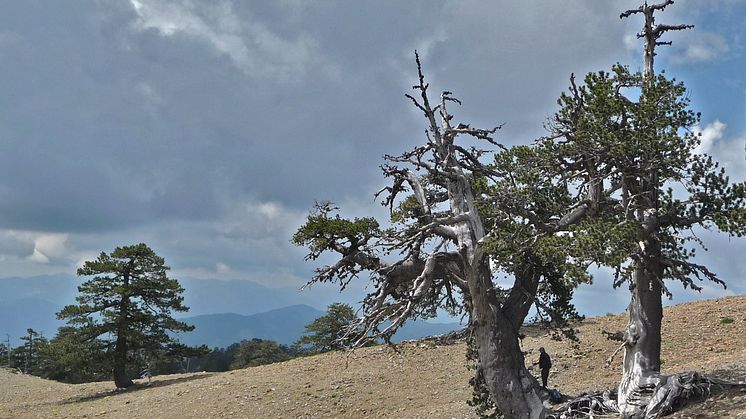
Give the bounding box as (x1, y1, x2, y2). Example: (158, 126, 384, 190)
(1, 295, 745, 418)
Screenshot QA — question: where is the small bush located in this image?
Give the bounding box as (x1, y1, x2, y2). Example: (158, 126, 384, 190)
(719, 317, 735, 325)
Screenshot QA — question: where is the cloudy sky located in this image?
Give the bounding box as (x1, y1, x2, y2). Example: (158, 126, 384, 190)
(1, 1, 744, 316)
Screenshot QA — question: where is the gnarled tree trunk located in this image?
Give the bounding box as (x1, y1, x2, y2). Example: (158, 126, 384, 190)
(294, 53, 558, 418)
(470, 264, 547, 418)
(618, 256, 664, 417)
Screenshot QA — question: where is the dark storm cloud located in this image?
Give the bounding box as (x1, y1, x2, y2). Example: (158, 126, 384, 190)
(0, 1, 631, 234)
(0, 1, 743, 308)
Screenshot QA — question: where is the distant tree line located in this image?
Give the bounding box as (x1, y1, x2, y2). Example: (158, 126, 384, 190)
(1, 302, 357, 383)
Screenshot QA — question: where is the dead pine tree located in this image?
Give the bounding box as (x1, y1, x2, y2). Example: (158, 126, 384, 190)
(543, 1, 746, 417)
(293, 53, 592, 418)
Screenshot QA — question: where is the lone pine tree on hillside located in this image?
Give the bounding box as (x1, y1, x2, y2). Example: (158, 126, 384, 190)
(57, 243, 199, 388)
(17, 328, 47, 375)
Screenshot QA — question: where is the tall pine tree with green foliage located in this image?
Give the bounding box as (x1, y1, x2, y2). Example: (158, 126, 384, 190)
(539, 3, 746, 414)
(58, 243, 197, 388)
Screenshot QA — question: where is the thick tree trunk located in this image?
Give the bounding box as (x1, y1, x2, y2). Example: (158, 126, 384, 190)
(469, 264, 548, 418)
(618, 229, 664, 417)
(443, 165, 548, 417)
(114, 270, 134, 389)
(113, 333, 133, 388)
(618, 270, 663, 417)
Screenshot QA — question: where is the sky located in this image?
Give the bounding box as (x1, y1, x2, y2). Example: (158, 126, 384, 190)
(0, 0, 744, 317)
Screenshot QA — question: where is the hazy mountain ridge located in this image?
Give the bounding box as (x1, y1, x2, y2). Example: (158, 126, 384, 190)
(0, 276, 460, 347)
(176, 305, 325, 347)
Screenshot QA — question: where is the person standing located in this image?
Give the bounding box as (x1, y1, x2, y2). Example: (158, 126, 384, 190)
(537, 347, 552, 388)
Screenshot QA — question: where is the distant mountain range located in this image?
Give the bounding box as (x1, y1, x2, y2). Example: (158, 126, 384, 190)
(177, 304, 461, 348)
(0, 275, 461, 347)
(177, 305, 325, 348)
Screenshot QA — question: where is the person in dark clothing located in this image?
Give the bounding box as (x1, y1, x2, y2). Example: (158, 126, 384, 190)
(537, 347, 552, 388)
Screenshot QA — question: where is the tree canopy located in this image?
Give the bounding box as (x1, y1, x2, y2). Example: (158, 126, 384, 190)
(230, 339, 292, 369)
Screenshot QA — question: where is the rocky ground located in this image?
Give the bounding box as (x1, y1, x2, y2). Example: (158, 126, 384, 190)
(1, 295, 745, 418)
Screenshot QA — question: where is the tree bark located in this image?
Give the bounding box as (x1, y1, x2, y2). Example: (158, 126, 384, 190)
(112, 332, 133, 388)
(618, 259, 663, 417)
(113, 269, 134, 389)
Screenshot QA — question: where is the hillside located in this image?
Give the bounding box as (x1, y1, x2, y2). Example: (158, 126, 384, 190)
(1, 295, 745, 418)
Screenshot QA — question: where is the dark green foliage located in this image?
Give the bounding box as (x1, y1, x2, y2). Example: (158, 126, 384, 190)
(193, 344, 241, 372)
(141, 342, 210, 375)
(295, 303, 357, 353)
(155, 340, 299, 373)
(0, 342, 8, 367)
(477, 146, 587, 333)
(291, 201, 381, 290)
(36, 326, 109, 383)
(544, 65, 746, 294)
(229, 339, 292, 369)
(12, 328, 48, 374)
(57, 243, 198, 387)
(719, 317, 734, 325)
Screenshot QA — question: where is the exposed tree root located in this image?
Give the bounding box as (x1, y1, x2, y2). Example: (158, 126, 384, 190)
(636, 371, 744, 418)
(550, 372, 746, 418)
(551, 390, 618, 418)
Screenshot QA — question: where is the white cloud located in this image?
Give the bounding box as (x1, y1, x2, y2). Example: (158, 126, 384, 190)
(693, 119, 727, 155)
(623, 33, 639, 52)
(671, 32, 730, 64)
(215, 261, 232, 274)
(129, 0, 318, 80)
(26, 233, 68, 264)
(218, 200, 305, 241)
(0, 230, 71, 267)
(694, 120, 746, 182)
(29, 249, 49, 263)
(34, 233, 68, 258)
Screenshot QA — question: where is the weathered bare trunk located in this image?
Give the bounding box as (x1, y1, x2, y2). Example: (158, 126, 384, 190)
(619, 175, 664, 417)
(450, 171, 547, 418)
(618, 260, 663, 417)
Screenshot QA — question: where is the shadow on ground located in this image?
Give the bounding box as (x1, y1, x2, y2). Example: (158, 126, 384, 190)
(57, 373, 214, 405)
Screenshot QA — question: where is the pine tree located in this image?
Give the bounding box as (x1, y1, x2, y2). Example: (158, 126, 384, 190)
(295, 303, 357, 353)
(38, 326, 109, 383)
(16, 328, 47, 374)
(57, 243, 197, 388)
(229, 339, 291, 369)
(544, 40, 745, 419)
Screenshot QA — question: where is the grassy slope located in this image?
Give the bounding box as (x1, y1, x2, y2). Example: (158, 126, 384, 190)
(1, 295, 745, 418)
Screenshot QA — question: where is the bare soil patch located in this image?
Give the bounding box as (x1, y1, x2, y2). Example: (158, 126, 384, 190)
(1, 295, 744, 418)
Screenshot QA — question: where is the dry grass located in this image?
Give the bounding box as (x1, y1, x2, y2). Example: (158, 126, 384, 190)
(1, 295, 745, 418)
